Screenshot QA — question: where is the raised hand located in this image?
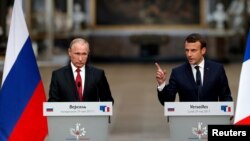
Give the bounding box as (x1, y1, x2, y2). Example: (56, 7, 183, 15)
(155, 62, 167, 85)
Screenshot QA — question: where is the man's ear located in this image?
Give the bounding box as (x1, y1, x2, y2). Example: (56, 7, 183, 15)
(202, 47, 206, 55)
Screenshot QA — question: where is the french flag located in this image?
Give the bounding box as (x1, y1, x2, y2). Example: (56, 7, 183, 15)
(100, 105, 110, 112)
(234, 29, 250, 125)
(0, 0, 48, 140)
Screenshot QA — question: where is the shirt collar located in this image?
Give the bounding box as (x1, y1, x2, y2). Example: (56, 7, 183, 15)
(71, 62, 85, 72)
(191, 58, 205, 69)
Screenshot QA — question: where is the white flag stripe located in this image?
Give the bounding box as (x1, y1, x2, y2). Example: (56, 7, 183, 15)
(1, 0, 28, 85)
(234, 59, 250, 123)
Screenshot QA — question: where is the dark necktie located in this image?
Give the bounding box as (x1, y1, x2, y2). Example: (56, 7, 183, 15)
(195, 66, 202, 100)
(76, 68, 83, 101)
(195, 66, 201, 86)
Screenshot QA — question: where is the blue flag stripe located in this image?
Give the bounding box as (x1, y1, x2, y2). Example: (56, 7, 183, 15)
(0, 37, 40, 137)
(244, 30, 250, 62)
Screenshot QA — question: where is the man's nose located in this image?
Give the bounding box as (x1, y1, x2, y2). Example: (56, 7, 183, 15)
(78, 55, 83, 61)
(187, 51, 192, 56)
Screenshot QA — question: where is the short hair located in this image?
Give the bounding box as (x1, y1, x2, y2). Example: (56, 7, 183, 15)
(185, 33, 206, 48)
(69, 38, 89, 49)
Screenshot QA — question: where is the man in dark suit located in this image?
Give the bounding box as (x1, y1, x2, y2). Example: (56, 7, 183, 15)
(48, 38, 114, 103)
(155, 33, 232, 105)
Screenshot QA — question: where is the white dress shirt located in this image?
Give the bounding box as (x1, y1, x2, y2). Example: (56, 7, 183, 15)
(157, 58, 205, 91)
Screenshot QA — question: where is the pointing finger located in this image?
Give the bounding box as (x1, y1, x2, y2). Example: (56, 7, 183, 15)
(155, 62, 162, 71)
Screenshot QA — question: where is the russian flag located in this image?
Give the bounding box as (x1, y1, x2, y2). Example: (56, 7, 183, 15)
(234, 30, 250, 125)
(167, 108, 175, 112)
(46, 108, 53, 112)
(0, 0, 48, 140)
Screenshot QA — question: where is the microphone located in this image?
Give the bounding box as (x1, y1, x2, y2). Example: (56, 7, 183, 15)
(77, 82, 81, 87)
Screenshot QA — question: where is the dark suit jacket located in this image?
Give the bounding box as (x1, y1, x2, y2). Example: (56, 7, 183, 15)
(158, 59, 232, 105)
(48, 64, 114, 103)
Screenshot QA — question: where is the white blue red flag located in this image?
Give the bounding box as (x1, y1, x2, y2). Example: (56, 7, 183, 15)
(0, 0, 48, 140)
(234, 30, 250, 125)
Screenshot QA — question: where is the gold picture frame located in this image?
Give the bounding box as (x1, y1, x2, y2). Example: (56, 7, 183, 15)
(92, 0, 206, 29)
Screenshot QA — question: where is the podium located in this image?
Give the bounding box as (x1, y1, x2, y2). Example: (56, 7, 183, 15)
(164, 102, 234, 141)
(43, 102, 112, 141)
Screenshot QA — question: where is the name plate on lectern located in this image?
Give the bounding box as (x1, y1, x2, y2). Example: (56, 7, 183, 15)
(44, 102, 112, 141)
(164, 102, 234, 116)
(43, 102, 112, 116)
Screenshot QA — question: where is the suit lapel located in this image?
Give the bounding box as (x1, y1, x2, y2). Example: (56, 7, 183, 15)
(202, 60, 210, 93)
(65, 64, 79, 100)
(184, 62, 197, 88)
(83, 65, 89, 96)
(84, 66, 91, 97)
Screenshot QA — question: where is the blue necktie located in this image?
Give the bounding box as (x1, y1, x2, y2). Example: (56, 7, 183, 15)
(195, 66, 202, 100)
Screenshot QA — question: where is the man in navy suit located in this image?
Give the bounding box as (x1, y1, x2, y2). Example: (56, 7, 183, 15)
(155, 33, 232, 105)
(48, 38, 114, 103)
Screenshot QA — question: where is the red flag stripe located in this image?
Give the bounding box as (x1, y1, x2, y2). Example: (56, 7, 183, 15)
(9, 82, 48, 141)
